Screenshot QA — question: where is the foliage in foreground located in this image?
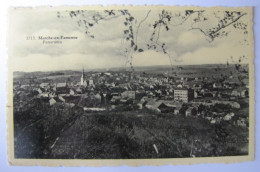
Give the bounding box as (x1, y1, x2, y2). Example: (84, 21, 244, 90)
(14, 100, 248, 159)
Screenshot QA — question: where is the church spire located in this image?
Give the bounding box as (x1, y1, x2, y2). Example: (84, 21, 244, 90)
(82, 67, 85, 78)
(226, 58, 229, 68)
(81, 67, 86, 86)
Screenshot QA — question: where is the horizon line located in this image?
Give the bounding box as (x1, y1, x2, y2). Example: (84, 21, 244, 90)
(13, 63, 248, 73)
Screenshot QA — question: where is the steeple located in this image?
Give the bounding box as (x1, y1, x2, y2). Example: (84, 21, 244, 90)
(81, 67, 86, 86)
(226, 58, 229, 68)
(82, 68, 85, 78)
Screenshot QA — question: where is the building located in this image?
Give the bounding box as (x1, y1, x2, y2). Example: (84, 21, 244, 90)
(70, 88, 77, 95)
(49, 97, 63, 106)
(185, 107, 197, 117)
(37, 88, 44, 94)
(88, 79, 95, 87)
(174, 88, 194, 103)
(137, 99, 147, 109)
(236, 118, 247, 127)
(40, 83, 49, 89)
(145, 100, 164, 113)
(81, 68, 88, 87)
(223, 112, 234, 121)
(174, 107, 182, 115)
(54, 82, 69, 94)
(121, 91, 136, 100)
(213, 82, 222, 89)
(231, 89, 249, 97)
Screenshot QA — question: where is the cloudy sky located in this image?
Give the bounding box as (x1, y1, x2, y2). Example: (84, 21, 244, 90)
(8, 7, 252, 72)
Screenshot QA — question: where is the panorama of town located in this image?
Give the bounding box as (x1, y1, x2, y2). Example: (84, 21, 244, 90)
(13, 64, 249, 159)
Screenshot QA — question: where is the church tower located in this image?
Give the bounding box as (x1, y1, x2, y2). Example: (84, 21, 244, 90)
(81, 68, 87, 86)
(226, 58, 229, 68)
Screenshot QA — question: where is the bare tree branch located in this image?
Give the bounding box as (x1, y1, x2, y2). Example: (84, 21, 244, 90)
(169, 10, 204, 27)
(209, 13, 246, 38)
(189, 26, 213, 43)
(156, 23, 162, 44)
(190, 12, 247, 42)
(135, 10, 151, 46)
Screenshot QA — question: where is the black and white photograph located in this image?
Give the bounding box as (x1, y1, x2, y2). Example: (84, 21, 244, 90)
(7, 6, 254, 165)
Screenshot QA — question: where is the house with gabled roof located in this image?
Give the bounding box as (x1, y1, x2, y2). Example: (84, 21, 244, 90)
(54, 82, 69, 94)
(185, 107, 197, 117)
(174, 106, 182, 115)
(145, 100, 163, 113)
(49, 97, 63, 106)
(40, 83, 49, 89)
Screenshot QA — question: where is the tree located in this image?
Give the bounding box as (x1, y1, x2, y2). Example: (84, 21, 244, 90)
(57, 8, 249, 72)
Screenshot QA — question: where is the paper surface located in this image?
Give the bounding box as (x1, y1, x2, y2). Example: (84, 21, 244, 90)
(7, 5, 254, 166)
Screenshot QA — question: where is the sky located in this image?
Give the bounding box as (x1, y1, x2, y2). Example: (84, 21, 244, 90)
(8, 7, 253, 72)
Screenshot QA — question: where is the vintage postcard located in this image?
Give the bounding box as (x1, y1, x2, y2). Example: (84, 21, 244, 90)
(7, 5, 254, 166)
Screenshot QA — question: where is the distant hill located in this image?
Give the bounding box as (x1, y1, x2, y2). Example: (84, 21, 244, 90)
(13, 63, 246, 75)
(109, 64, 237, 72)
